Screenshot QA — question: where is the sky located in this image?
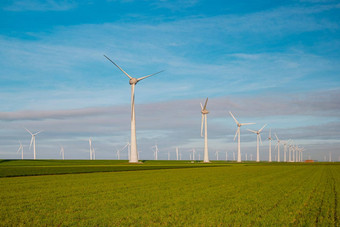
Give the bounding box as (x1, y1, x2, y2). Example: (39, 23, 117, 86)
(0, 0, 340, 161)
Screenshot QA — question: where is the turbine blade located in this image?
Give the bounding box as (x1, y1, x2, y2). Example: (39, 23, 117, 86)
(259, 124, 267, 132)
(247, 129, 257, 134)
(201, 114, 204, 137)
(34, 130, 44, 135)
(200, 103, 203, 111)
(137, 70, 164, 82)
(259, 134, 263, 145)
(233, 127, 239, 141)
(229, 111, 239, 125)
(275, 133, 279, 141)
(29, 137, 33, 149)
(269, 128, 271, 138)
(24, 128, 33, 135)
(240, 123, 256, 126)
(203, 97, 208, 110)
(104, 55, 132, 79)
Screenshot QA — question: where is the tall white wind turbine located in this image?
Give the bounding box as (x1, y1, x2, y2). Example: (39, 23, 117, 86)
(268, 129, 272, 162)
(247, 124, 267, 162)
(104, 55, 164, 163)
(275, 133, 281, 162)
(17, 141, 24, 160)
(229, 111, 255, 162)
(200, 98, 210, 163)
(25, 128, 43, 160)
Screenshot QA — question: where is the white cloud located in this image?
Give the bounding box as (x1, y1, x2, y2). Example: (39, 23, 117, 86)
(3, 0, 77, 11)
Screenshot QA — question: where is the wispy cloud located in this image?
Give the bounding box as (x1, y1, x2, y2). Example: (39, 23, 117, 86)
(3, 0, 77, 11)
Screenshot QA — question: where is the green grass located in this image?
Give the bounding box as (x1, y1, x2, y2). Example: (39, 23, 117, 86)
(0, 159, 231, 177)
(0, 161, 339, 226)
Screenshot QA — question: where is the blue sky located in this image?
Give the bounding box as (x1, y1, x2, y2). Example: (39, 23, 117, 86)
(0, 0, 339, 161)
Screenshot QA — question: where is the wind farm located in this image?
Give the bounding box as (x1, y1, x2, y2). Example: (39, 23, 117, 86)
(1, 0, 340, 226)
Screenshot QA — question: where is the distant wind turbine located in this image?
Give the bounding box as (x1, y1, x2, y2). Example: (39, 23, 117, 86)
(152, 145, 159, 160)
(268, 129, 272, 162)
(247, 124, 267, 162)
(60, 146, 65, 160)
(17, 141, 24, 160)
(176, 147, 179, 160)
(191, 148, 196, 160)
(89, 138, 93, 160)
(25, 128, 43, 160)
(215, 150, 219, 160)
(104, 55, 164, 163)
(275, 133, 281, 162)
(229, 111, 255, 162)
(282, 140, 288, 162)
(200, 98, 210, 163)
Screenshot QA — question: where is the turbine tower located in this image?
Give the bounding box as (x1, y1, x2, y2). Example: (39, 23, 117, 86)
(229, 111, 255, 162)
(268, 129, 272, 162)
(200, 98, 210, 163)
(17, 141, 24, 160)
(152, 145, 159, 160)
(247, 124, 267, 162)
(89, 138, 93, 160)
(176, 147, 179, 160)
(25, 128, 43, 160)
(104, 55, 164, 163)
(60, 146, 65, 160)
(215, 150, 219, 160)
(275, 133, 281, 162)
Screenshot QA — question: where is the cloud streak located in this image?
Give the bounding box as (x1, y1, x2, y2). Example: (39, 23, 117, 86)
(3, 0, 77, 11)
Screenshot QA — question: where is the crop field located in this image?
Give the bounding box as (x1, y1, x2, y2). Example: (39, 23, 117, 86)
(0, 160, 229, 177)
(0, 161, 339, 226)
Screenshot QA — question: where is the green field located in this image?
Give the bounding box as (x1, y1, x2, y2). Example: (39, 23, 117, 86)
(0, 160, 339, 226)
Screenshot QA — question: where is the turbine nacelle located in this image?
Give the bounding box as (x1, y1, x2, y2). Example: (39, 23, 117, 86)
(129, 78, 138, 85)
(201, 109, 209, 114)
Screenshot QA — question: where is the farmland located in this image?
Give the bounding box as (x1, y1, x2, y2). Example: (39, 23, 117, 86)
(0, 161, 339, 226)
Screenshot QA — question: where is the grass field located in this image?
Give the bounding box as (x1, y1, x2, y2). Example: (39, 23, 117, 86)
(0, 160, 339, 226)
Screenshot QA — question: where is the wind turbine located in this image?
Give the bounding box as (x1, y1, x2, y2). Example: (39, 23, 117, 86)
(215, 150, 219, 160)
(104, 55, 164, 163)
(17, 141, 24, 160)
(247, 124, 267, 162)
(229, 111, 255, 162)
(114, 146, 120, 160)
(60, 146, 65, 160)
(200, 98, 210, 163)
(25, 128, 43, 160)
(282, 140, 289, 162)
(191, 148, 196, 160)
(152, 145, 159, 160)
(268, 129, 272, 162)
(225, 151, 228, 161)
(275, 133, 281, 162)
(89, 138, 93, 160)
(176, 147, 179, 160)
